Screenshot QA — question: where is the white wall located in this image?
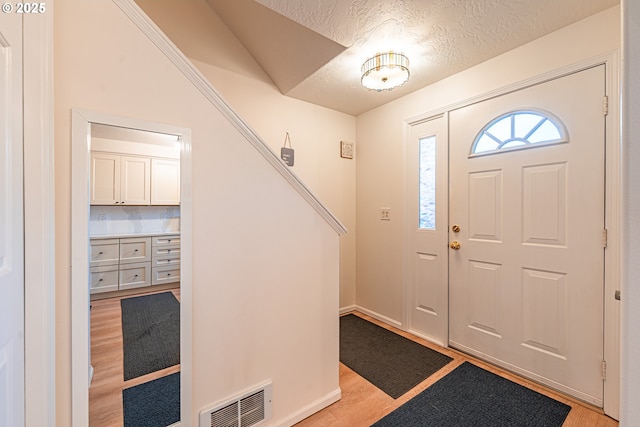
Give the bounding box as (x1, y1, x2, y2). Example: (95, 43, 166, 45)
(620, 1, 640, 424)
(135, 0, 358, 311)
(54, 0, 340, 425)
(355, 6, 621, 323)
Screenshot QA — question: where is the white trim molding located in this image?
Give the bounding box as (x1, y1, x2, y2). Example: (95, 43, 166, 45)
(274, 388, 341, 427)
(112, 0, 346, 236)
(353, 306, 403, 330)
(23, 3, 56, 426)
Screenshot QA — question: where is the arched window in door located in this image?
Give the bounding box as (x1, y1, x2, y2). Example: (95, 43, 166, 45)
(470, 110, 568, 156)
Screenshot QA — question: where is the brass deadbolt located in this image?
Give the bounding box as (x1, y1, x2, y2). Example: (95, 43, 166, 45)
(452, 224, 460, 233)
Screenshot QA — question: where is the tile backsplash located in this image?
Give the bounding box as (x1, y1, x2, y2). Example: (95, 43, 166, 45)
(89, 205, 180, 236)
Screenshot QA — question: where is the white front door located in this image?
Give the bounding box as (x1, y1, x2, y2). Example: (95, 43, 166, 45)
(448, 65, 606, 405)
(407, 115, 449, 345)
(0, 14, 25, 427)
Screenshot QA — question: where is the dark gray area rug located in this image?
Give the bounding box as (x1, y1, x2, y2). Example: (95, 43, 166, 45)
(340, 314, 452, 398)
(123, 372, 180, 427)
(372, 362, 571, 427)
(121, 292, 180, 380)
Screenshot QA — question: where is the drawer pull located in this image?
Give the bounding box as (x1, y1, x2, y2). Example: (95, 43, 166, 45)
(134, 249, 139, 252)
(167, 273, 171, 276)
(134, 274, 138, 278)
(167, 249, 171, 253)
(98, 278, 103, 282)
(168, 239, 171, 242)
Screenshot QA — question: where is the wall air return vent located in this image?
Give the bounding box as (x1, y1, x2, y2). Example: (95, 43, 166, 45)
(200, 381, 272, 427)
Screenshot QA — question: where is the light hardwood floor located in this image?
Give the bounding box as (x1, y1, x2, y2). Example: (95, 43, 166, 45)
(90, 303, 617, 427)
(89, 287, 180, 427)
(295, 312, 619, 427)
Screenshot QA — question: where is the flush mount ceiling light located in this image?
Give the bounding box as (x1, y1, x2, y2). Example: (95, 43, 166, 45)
(361, 51, 410, 92)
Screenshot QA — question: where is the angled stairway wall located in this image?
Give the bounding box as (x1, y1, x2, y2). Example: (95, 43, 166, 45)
(54, 0, 345, 425)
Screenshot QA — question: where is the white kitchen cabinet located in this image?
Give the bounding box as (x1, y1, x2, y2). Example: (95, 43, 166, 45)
(120, 156, 151, 205)
(118, 262, 151, 290)
(151, 158, 180, 205)
(90, 153, 119, 205)
(151, 234, 180, 285)
(151, 266, 180, 286)
(89, 265, 119, 294)
(89, 238, 120, 294)
(89, 238, 119, 267)
(90, 152, 150, 205)
(90, 236, 152, 294)
(119, 237, 151, 264)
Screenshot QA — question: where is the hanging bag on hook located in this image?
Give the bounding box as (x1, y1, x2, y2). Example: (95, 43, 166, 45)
(281, 132, 294, 166)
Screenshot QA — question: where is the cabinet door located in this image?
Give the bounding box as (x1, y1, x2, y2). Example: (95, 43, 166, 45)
(152, 265, 180, 285)
(152, 243, 180, 259)
(151, 158, 180, 205)
(152, 234, 180, 247)
(89, 239, 120, 267)
(119, 262, 151, 290)
(119, 237, 151, 264)
(120, 156, 151, 205)
(152, 252, 180, 267)
(89, 265, 119, 294)
(90, 153, 120, 205)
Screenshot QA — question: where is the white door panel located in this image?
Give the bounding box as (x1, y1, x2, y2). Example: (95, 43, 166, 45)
(449, 66, 605, 405)
(0, 14, 25, 427)
(407, 115, 448, 344)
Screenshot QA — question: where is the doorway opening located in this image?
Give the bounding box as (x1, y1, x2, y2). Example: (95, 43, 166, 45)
(404, 61, 619, 416)
(70, 109, 192, 427)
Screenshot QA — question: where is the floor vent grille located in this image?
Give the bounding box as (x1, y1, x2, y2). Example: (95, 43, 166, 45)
(200, 382, 272, 427)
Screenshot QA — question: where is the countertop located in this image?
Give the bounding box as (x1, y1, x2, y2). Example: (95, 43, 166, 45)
(90, 231, 180, 240)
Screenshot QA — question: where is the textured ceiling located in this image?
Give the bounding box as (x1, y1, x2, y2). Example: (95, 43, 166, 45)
(205, 0, 618, 115)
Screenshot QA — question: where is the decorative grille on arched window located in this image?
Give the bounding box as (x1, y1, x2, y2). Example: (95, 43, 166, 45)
(470, 110, 568, 156)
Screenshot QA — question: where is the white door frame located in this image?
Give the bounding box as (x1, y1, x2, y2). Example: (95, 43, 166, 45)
(23, 5, 56, 427)
(403, 113, 449, 347)
(403, 51, 620, 417)
(70, 109, 193, 426)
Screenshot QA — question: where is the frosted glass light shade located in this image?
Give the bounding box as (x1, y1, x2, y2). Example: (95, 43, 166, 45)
(361, 52, 410, 91)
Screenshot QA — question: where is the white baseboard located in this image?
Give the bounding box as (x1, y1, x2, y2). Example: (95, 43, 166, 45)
(353, 305, 402, 329)
(274, 388, 341, 427)
(339, 305, 356, 315)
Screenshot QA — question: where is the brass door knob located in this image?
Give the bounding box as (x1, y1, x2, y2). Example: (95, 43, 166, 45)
(450, 240, 461, 250)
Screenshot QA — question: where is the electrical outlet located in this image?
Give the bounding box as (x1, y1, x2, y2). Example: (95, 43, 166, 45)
(380, 208, 391, 221)
(97, 214, 107, 222)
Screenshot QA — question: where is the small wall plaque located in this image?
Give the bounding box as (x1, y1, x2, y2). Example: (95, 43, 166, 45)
(340, 141, 354, 159)
(281, 132, 294, 166)
(281, 147, 294, 166)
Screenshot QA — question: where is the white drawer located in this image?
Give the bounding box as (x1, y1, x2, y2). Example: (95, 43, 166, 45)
(119, 261, 151, 290)
(152, 244, 180, 258)
(119, 237, 151, 264)
(89, 265, 119, 294)
(152, 265, 180, 285)
(152, 234, 180, 247)
(90, 239, 119, 267)
(152, 253, 180, 267)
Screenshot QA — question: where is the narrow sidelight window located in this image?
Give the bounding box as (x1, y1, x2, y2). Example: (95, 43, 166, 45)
(419, 136, 436, 230)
